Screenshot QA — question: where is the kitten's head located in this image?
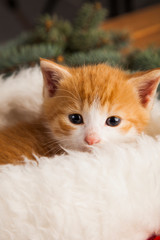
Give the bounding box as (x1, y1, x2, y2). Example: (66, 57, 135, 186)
(40, 59, 160, 151)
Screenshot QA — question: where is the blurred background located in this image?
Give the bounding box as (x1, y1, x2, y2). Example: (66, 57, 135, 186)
(0, 0, 159, 43)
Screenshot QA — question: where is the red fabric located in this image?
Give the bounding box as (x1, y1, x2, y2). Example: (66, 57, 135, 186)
(148, 236, 160, 240)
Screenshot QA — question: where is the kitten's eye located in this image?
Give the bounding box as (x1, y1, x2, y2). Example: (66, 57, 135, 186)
(106, 116, 121, 127)
(69, 114, 83, 124)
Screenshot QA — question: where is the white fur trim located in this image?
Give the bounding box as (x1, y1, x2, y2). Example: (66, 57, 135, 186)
(0, 67, 160, 239)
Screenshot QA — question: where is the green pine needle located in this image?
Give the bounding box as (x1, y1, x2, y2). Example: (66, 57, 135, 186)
(126, 47, 160, 71)
(65, 47, 123, 67)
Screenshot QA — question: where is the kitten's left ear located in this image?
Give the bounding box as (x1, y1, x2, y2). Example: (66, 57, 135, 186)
(40, 58, 71, 98)
(129, 69, 160, 110)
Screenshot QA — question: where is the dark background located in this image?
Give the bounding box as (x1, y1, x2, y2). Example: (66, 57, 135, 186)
(0, 0, 159, 43)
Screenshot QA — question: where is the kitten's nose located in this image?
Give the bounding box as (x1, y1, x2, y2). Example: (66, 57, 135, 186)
(84, 133, 101, 145)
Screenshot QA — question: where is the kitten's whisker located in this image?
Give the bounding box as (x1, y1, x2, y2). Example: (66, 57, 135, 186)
(42, 140, 56, 147)
(43, 144, 58, 154)
(44, 144, 62, 156)
(43, 137, 73, 149)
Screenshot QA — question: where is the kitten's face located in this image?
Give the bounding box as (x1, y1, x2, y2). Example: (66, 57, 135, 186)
(41, 60, 160, 151)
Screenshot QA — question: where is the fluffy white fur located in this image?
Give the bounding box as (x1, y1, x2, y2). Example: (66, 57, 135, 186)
(0, 67, 160, 240)
(0, 67, 43, 128)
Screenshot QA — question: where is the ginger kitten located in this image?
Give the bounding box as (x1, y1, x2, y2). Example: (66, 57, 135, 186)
(0, 59, 159, 164)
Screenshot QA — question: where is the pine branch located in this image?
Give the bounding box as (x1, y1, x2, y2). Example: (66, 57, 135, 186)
(0, 43, 63, 74)
(0, 32, 32, 52)
(107, 30, 130, 49)
(73, 3, 107, 31)
(68, 29, 109, 51)
(0, 2, 136, 76)
(33, 15, 72, 45)
(65, 47, 123, 67)
(126, 47, 160, 71)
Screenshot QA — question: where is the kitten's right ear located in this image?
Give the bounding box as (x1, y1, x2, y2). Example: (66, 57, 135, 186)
(40, 58, 71, 98)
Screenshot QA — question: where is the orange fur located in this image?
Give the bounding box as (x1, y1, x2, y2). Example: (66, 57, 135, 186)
(0, 119, 62, 164)
(0, 60, 159, 165)
(43, 64, 153, 135)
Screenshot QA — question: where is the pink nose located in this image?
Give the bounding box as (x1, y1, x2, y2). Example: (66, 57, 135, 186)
(84, 134, 101, 145)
